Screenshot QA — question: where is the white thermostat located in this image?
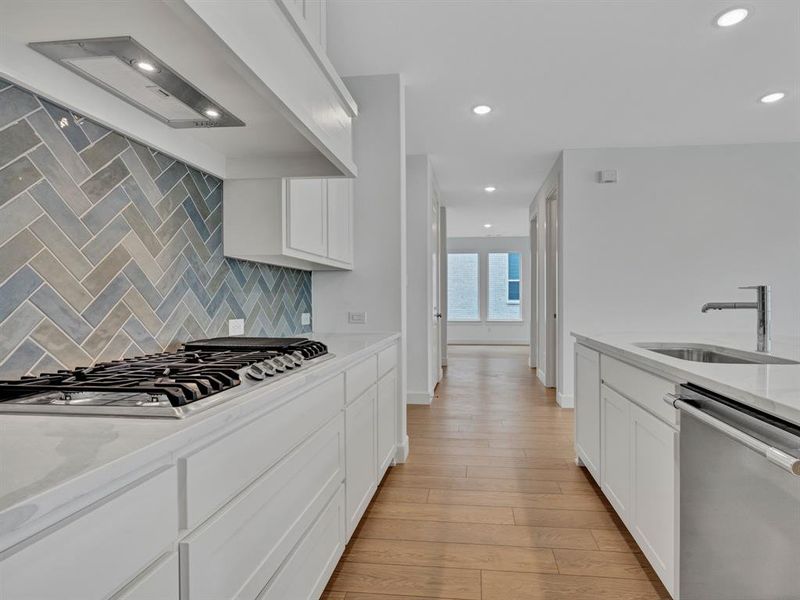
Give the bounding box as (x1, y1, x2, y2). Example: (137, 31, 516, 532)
(599, 169, 618, 184)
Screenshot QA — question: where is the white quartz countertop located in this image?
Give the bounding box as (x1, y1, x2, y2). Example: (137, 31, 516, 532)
(0, 332, 399, 550)
(573, 331, 800, 426)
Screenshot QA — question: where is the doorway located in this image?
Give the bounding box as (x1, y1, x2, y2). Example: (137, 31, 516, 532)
(544, 187, 558, 389)
(529, 215, 538, 370)
(431, 195, 444, 388)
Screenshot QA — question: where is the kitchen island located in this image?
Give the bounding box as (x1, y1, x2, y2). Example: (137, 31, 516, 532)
(572, 331, 800, 598)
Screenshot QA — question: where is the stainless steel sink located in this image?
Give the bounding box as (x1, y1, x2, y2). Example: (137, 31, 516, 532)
(635, 343, 799, 365)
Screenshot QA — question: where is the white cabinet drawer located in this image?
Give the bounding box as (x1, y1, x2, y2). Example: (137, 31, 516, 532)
(115, 552, 179, 600)
(0, 467, 177, 600)
(346, 355, 377, 405)
(378, 344, 397, 378)
(181, 374, 344, 529)
(377, 368, 398, 478)
(258, 486, 346, 600)
(601, 355, 677, 426)
(179, 414, 345, 600)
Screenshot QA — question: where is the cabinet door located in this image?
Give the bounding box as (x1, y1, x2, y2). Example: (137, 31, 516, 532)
(630, 403, 677, 596)
(326, 178, 353, 264)
(600, 385, 631, 522)
(575, 345, 600, 481)
(345, 386, 377, 539)
(376, 370, 397, 478)
(286, 178, 327, 257)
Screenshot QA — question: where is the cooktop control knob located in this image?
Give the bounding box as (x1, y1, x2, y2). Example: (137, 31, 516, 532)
(290, 351, 305, 366)
(260, 361, 276, 377)
(268, 358, 285, 373)
(246, 364, 266, 381)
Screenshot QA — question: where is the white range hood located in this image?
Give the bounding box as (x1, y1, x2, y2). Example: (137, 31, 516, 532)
(0, 0, 357, 179)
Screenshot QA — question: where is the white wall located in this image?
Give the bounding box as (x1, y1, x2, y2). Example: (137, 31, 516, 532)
(548, 143, 800, 403)
(312, 73, 408, 454)
(406, 155, 434, 404)
(447, 236, 530, 345)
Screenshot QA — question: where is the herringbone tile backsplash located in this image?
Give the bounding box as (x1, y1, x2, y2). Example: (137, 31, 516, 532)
(0, 79, 312, 379)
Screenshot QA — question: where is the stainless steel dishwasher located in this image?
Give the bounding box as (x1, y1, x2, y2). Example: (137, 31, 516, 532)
(667, 384, 800, 600)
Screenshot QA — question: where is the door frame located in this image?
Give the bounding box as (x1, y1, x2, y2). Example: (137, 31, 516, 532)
(544, 186, 559, 389)
(529, 215, 538, 369)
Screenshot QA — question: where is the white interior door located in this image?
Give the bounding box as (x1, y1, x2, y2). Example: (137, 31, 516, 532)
(545, 190, 558, 388)
(529, 215, 538, 369)
(431, 196, 443, 387)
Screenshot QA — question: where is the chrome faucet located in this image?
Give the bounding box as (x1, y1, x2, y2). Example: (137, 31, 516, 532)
(702, 285, 771, 353)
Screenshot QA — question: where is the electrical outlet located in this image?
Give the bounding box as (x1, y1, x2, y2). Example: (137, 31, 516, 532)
(228, 319, 245, 336)
(301, 312, 311, 326)
(348, 311, 367, 325)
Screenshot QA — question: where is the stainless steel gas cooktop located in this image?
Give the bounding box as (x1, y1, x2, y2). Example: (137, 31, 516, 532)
(0, 337, 331, 418)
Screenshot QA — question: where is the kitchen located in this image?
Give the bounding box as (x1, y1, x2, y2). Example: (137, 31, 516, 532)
(0, 2, 797, 599)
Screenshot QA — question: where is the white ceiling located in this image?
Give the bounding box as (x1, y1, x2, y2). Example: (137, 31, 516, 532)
(327, 0, 800, 237)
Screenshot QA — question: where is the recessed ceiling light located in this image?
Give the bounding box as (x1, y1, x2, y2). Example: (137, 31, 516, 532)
(716, 8, 749, 27)
(483, 223, 492, 229)
(484, 186, 496, 193)
(204, 108, 221, 118)
(760, 92, 785, 104)
(135, 61, 156, 72)
(472, 105, 492, 115)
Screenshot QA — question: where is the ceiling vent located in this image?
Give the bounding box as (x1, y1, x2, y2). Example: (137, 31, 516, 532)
(29, 36, 244, 128)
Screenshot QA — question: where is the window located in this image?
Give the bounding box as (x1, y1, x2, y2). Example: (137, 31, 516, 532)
(447, 253, 479, 321)
(507, 252, 521, 304)
(487, 252, 522, 321)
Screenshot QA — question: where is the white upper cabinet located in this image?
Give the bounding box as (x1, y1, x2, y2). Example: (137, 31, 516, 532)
(326, 178, 354, 264)
(224, 178, 354, 271)
(287, 179, 328, 258)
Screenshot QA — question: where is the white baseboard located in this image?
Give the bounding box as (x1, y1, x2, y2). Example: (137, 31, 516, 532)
(394, 435, 409, 463)
(557, 391, 574, 408)
(448, 340, 529, 346)
(407, 391, 433, 405)
(537, 369, 548, 386)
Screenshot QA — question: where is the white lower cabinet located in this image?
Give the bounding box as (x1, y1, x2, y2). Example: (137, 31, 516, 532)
(595, 362, 679, 599)
(179, 414, 345, 600)
(0, 467, 177, 600)
(258, 486, 346, 600)
(345, 386, 377, 539)
(600, 384, 632, 521)
(1, 342, 401, 600)
(574, 344, 601, 480)
(630, 403, 677, 598)
(376, 368, 398, 478)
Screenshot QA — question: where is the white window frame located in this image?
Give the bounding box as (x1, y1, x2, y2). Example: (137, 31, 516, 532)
(486, 251, 523, 322)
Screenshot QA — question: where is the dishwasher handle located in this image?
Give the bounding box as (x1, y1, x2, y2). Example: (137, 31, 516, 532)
(665, 393, 800, 476)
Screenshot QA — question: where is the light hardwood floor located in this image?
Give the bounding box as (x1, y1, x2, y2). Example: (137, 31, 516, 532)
(324, 345, 669, 600)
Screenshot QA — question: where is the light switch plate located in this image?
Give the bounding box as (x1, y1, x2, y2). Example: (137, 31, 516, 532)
(301, 312, 311, 326)
(348, 311, 367, 325)
(228, 319, 245, 336)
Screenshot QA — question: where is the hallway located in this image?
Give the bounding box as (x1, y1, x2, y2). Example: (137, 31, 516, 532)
(325, 345, 669, 599)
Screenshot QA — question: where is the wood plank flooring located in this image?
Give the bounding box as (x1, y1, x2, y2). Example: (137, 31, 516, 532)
(324, 345, 670, 600)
